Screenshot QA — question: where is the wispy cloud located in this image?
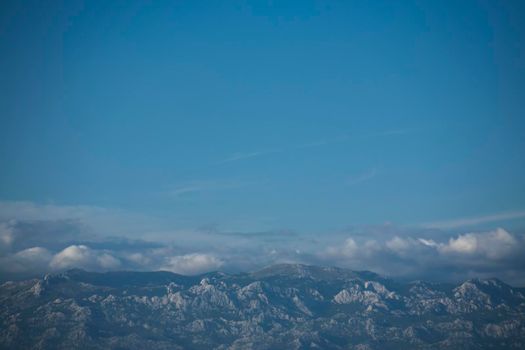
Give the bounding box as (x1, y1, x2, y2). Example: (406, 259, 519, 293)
(217, 129, 416, 165)
(169, 180, 254, 198)
(0, 200, 163, 238)
(370, 128, 416, 137)
(170, 184, 208, 197)
(346, 168, 377, 186)
(217, 150, 280, 164)
(420, 210, 525, 229)
(294, 135, 350, 149)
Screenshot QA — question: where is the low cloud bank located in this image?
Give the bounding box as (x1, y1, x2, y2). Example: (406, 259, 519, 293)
(50, 245, 121, 270)
(317, 228, 525, 284)
(161, 253, 224, 275)
(1, 217, 524, 285)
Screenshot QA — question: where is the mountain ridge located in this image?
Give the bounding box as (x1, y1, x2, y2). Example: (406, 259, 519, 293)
(1, 264, 525, 349)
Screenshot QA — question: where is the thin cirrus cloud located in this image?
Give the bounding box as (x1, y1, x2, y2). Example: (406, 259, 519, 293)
(420, 210, 525, 229)
(217, 129, 415, 164)
(293, 135, 351, 149)
(368, 128, 417, 137)
(169, 180, 256, 198)
(346, 168, 377, 186)
(0, 200, 163, 239)
(217, 150, 280, 164)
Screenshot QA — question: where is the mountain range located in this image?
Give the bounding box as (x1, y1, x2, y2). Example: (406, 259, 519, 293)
(1, 264, 525, 349)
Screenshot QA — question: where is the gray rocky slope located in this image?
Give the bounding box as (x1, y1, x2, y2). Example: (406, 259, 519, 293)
(1, 264, 525, 349)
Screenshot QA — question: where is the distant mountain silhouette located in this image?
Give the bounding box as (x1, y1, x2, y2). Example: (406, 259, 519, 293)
(2, 264, 524, 349)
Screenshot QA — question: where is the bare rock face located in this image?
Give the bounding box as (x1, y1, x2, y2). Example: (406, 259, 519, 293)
(1, 264, 525, 349)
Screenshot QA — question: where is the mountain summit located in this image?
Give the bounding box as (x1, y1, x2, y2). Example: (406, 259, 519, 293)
(1, 264, 524, 349)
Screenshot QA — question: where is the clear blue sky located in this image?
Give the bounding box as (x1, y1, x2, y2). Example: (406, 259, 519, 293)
(1, 0, 525, 233)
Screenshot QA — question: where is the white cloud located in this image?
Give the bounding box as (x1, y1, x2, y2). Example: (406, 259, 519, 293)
(439, 228, 518, 259)
(385, 236, 412, 252)
(341, 228, 522, 262)
(15, 247, 52, 261)
(49, 245, 92, 270)
(161, 253, 224, 275)
(0, 247, 52, 275)
(418, 238, 439, 247)
(324, 238, 359, 258)
(97, 253, 121, 269)
(0, 221, 14, 250)
(125, 252, 152, 266)
(49, 245, 121, 271)
(440, 234, 478, 254)
(318, 228, 525, 283)
(0, 204, 524, 285)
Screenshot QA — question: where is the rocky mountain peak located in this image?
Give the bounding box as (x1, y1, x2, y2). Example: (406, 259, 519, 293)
(1, 264, 524, 349)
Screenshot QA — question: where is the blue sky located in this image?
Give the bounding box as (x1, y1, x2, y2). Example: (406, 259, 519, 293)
(1, 1, 525, 282)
